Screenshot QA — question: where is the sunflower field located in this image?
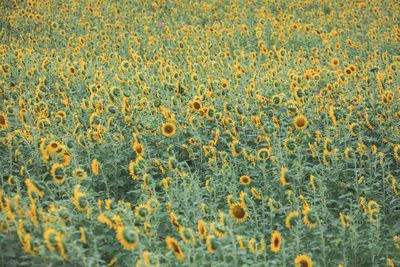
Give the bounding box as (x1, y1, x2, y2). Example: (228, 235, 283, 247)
(0, 0, 399, 266)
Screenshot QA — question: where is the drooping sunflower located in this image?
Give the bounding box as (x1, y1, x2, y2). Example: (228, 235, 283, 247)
(294, 115, 308, 130)
(229, 202, 248, 223)
(239, 175, 252, 186)
(0, 112, 9, 130)
(165, 237, 185, 260)
(295, 254, 313, 267)
(161, 122, 176, 137)
(50, 162, 66, 184)
(270, 230, 282, 253)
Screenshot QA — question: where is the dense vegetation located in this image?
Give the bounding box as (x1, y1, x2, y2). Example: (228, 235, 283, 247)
(0, 0, 399, 266)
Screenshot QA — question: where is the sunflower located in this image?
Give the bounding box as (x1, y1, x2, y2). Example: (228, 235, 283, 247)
(349, 122, 359, 137)
(165, 237, 185, 260)
(67, 66, 76, 75)
(190, 100, 202, 111)
(50, 163, 66, 184)
(161, 122, 176, 137)
(330, 58, 339, 68)
(197, 220, 207, 240)
(295, 254, 313, 267)
(285, 210, 299, 229)
(239, 175, 252, 186)
(229, 202, 248, 223)
(294, 115, 308, 130)
(270, 230, 282, 253)
(129, 160, 138, 180)
(257, 147, 271, 161)
(116, 225, 139, 250)
(47, 141, 61, 155)
(91, 159, 99, 176)
(170, 212, 181, 229)
(134, 204, 150, 221)
(248, 237, 266, 254)
(394, 144, 400, 161)
(251, 187, 262, 200)
(210, 222, 228, 237)
(0, 112, 9, 130)
(132, 140, 144, 158)
(302, 206, 317, 229)
(73, 167, 88, 180)
(179, 227, 196, 244)
(206, 235, 217, 254)
(279, 167, 289, 186)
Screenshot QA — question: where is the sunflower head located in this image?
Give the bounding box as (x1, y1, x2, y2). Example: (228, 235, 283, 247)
(229, 202, 248, 223)
(294, 115, 308, 130)
(295, 254, 313, 267)
(240, 175, 252, 186)
(270, 230, 282, 253)
(161, 123, 176, 137)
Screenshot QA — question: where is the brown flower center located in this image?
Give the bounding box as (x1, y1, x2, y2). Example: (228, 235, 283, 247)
(233, 205, 245, 218)
(296, 118, 305, 127)
(165, 125, 173, 134)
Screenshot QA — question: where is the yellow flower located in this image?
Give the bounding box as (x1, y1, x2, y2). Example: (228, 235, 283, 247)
(285, 210, 299, 229)
(257, 147, 271, 161)
(179, 227, 196, 244)
(91, 159, 99, 176)
(0, 111, 9, 130)
(72, 185, 89, 213)
(302, 206, 317, 229)
(116, 225, 139, 250)
(206, 235, 217, 254)
(280, 167, 289, 186)
(251, 187, 262, 200)
(295, 254, 313, 267)
(50, 163, 66, 184)
(387, 258, 395, 267)
(229, 202, 248, 223)
(170, 212, 181, 229)
(367, 200, 380, 223)
(294, 115, 308, 130)
(270, 230, 282, 253)
(394, 144, 400, 161)
(239, 175, 252, 186)
(98, 214, 115, 229)
(73, 167, 88, 180)
(134, 204, 150, 221)
(161, 122, 176, 137)
(248, 237, 266, 254)
(165, 237, 185, 260)
(197, 220, 207, 240)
